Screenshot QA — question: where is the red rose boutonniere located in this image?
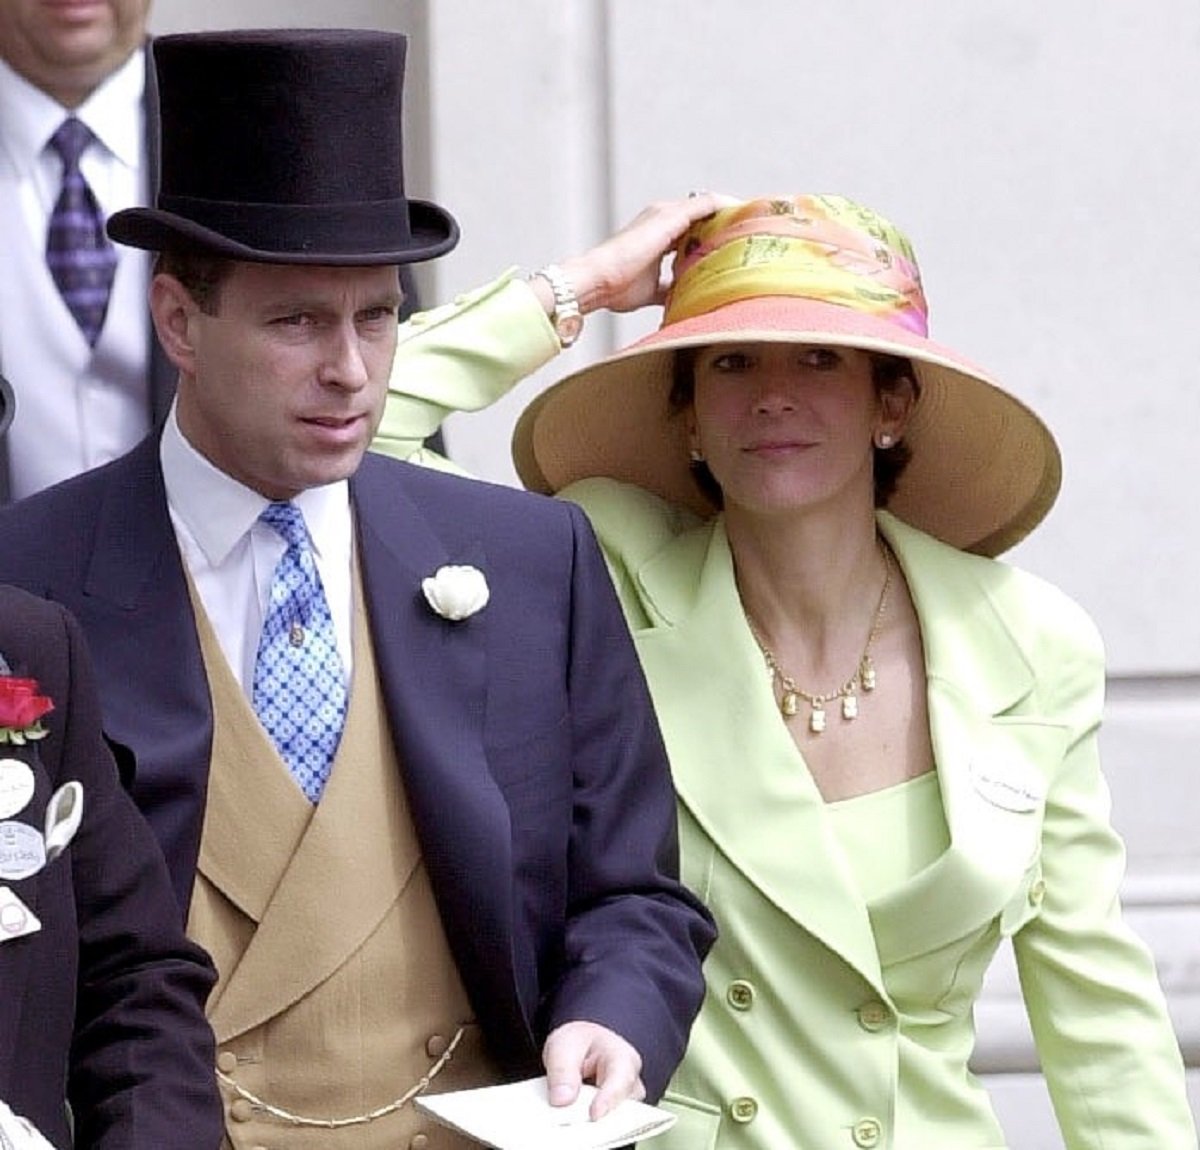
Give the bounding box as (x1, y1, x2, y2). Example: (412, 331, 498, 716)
(0, 677, 54, 745)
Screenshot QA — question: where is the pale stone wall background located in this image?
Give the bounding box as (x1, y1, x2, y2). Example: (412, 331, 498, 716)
(153, 2, 1200, 1143)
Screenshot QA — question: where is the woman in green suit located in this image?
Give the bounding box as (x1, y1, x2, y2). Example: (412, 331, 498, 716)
(375, 194, 1196, 1149)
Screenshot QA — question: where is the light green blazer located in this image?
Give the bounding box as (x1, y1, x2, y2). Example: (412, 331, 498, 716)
(376, 277, 1197, 1150)
(566, 479, 1194, 1150)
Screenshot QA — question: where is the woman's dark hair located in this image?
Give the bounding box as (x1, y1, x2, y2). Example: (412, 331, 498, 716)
(869, 353, 917, 506)
(668, 345, 918, 508)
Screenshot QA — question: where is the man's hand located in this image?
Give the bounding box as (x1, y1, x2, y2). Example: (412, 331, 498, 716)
(544, 192, 739, 319)
(542, 1020, 646, 1120)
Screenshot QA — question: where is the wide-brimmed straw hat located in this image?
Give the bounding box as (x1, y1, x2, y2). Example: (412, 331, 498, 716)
(513, 194, 1060, 556)
(108, 29, 458, 265)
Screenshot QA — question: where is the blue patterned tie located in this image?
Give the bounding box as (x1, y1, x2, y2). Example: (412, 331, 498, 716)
(45, 117, 117, 347)
(252, 502, 347, 802)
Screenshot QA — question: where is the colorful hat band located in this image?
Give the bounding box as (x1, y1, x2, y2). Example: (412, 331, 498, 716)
(664, 204, 929, 338)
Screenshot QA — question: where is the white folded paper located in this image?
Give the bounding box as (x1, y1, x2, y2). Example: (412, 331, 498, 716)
(415, 1076, 676, 1150)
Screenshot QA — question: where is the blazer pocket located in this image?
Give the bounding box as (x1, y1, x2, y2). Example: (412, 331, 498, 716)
(656, 1091, 722, 1150)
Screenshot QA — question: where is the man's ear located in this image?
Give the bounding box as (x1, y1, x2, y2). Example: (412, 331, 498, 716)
(149, 273, 200, 377)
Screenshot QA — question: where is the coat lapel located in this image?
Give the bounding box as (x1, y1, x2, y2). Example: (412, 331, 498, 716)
(634, 517, 886, 992)
(75, 440, 212, 914)
(867, 515, 1066, 963)
(0, 752, 50, 1068)
(350, 459, 526, 1037)
(630, 510, 1069, 993)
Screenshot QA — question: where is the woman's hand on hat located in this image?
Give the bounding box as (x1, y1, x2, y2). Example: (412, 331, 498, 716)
(558, 192, 737, 317)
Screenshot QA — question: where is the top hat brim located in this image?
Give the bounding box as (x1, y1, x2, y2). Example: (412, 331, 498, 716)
(107, 197, 459, 265)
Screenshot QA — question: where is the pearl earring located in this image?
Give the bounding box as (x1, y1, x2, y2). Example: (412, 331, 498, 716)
(875, 432, 895, 449)
(689, 447, 704, 463)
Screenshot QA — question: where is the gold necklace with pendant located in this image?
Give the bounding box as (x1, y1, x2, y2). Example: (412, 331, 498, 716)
(747, 540, 892, 734)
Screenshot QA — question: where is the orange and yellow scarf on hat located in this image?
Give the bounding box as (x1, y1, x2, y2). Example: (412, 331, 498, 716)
(665, 194, 930, 336)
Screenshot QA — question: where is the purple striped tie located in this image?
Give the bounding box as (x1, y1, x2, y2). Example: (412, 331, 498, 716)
(45, 117, 117, 347)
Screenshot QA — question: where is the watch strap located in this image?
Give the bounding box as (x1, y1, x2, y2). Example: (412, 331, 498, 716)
(531, 264, 583, 348)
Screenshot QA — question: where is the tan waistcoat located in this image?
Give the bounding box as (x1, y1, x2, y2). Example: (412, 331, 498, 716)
(185, 574, 501, 1150)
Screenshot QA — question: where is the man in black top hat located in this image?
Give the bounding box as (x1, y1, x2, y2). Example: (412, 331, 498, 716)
(0, 28, 713, 1149)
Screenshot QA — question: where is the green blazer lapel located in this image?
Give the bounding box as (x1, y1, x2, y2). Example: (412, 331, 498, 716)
(634, 518, 886, 993)
(869, 515, 1067, 963)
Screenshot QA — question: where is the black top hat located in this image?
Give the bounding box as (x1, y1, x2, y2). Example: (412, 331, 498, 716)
(108, 28, 458, 265)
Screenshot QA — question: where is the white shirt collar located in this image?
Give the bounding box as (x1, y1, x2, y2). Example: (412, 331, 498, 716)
(78, 45, 145, 170)
(0, 47, 144, 173)
(160, 401, 352, 565)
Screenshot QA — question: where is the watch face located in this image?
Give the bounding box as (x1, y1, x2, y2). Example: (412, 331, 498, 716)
(556, 312, 584, 346)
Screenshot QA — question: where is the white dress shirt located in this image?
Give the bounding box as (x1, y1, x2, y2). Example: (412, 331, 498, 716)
(0, 49, 152, 500)
(160, 407, 355, 696)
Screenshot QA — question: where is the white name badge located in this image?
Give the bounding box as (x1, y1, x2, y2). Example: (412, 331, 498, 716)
(0, 758, 35, 819)
(0, 885, 41, 941)
(0, 821, 46, 881)
(970, 758, 1044, 814)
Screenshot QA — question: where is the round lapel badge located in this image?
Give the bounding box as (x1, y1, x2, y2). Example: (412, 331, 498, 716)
(0, 758, 35, 819)
(0, 820, 46, 881)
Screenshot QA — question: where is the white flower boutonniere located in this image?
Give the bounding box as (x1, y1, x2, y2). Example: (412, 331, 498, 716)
(422, 565, 490, 622)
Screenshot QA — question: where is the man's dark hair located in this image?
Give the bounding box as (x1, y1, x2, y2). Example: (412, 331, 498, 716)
(154, 249, 234, 315)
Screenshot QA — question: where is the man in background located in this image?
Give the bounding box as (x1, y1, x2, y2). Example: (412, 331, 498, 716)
(0, 0, 171, 504)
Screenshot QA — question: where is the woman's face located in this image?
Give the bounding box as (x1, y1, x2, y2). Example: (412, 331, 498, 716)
(687, 342, 908, 520)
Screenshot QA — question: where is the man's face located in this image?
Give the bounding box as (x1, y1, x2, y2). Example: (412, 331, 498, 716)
(166, 261, 403, 502)
(0, 0, 151, 108)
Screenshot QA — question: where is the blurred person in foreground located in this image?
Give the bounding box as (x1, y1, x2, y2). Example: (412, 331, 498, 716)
(0, 374, 221, 1150)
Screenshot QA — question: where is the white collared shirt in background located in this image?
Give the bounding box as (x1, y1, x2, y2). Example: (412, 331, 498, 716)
(0, 49, 152, 500)
(160, 407, 355, 696)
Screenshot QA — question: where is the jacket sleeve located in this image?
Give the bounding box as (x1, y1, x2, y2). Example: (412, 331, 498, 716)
(1011, 600, 1197, 1148)
(51, 602, 224, 1150)
(374, 270, 560, 469)
(537, 502, 716, 1100)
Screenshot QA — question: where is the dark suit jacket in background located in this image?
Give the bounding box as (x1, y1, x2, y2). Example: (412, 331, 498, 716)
(0, 585, 221, 1150)
(0, 440, 715, 1099)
